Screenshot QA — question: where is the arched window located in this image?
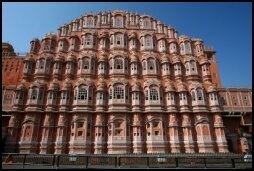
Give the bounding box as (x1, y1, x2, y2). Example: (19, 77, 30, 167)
(39, 59, 45, 69)
(150, 87, 158, 100)
(31, 88, 38, 100)
(85, 34, 92, 45)
(87, 17, 94, 27)
(78, 87, 87, 100)
(113, 85, 124, 99)
(190, 61, 196, 72)
(145, 35, 152, 47)
(143, 18, 150, 28)
(180, 43, 185, 53)
(147, 58, 155, 70)
(197, 88, 203, 101)
(83, 58, 89, 69)
(24, 125, 32, 138)
(116, 35, 122, 45)
(114, 58, 123, 69)
(115, 16, 123, 27)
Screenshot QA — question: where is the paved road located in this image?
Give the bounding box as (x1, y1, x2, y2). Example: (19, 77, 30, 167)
(2, 163, 252, 169)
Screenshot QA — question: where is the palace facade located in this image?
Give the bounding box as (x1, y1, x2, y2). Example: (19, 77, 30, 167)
(2, 10, 252, 154)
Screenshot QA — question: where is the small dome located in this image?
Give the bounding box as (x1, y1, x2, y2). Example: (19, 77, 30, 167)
(2, 42, 14, 54)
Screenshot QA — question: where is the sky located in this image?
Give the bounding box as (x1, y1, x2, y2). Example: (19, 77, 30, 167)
(2, 2, 252, 88)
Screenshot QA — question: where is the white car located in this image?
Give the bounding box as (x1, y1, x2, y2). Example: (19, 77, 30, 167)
(244, 154, 252, 162)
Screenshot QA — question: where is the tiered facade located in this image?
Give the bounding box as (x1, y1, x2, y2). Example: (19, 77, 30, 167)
(4, 10, 251, 154)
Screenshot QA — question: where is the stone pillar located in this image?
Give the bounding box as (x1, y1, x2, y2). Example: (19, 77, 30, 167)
(40, 113, 55, 154)
(168, 113, 180, 153)
(68, 24, 71, 34)
(107, 113, 131, 154)
(182, 113, 195, 153)
(79, 18, 83, 30)
(125, 13, 129, 27)
(55, 113, 68, 154)
(19, 113, 41, 154)
(213, 114, 229, 152)
(94, 113, 106, 154)
(136, 14, 139, 25)
(195, 113, 214, 153)
(97, 14, 101, 27)
(132, 113, 143, 153)
(5, 114, 21, 153)
(153, 20, 157, 31)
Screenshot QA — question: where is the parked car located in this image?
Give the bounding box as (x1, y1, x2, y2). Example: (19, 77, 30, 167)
(244, 153, 252, 162)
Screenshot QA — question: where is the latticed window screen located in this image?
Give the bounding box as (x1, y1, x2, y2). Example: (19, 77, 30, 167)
(197, 88, 203, 100)
(145, 36, 151, 47)
(78, 88, 87, 100)
(87, 18, 94, 27)
(150, 88, 158, 100)
(148, 59, 155, 70)
(114, 86, 124, 99)
(83, 58, 89, 69)
(190, 61, 196, 71)
(85, 35, 92, 45)
(39, 59, 45, 69)
(115, 18, 123, 27)
(116, 35, 122, 45)
(143, 19, 150, 28)
(31, 88, 38, 100)
(114, 58, 123, 69)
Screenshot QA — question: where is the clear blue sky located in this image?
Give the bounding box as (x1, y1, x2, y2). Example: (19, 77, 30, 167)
(2, 2, 252, 88)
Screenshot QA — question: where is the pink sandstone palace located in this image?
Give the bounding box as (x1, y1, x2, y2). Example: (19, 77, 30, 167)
(2, 10, 252, 154)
